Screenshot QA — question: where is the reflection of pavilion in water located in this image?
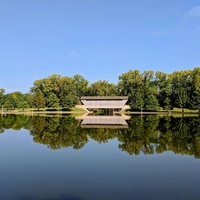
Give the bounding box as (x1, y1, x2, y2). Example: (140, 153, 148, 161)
(77, 114, 130, 128)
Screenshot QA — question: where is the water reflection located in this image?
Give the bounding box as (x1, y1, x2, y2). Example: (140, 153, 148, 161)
(80, 114, 129, 128)
(0, 114, 200, 158)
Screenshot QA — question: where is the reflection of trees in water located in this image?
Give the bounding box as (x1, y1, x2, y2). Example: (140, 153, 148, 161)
(0, 114, 200, 158)
(119, 115, 200, 158)
(85, 128, 123, 143)
(118, 115, 159, 155)
(30, 116, 88, 150)
(0, 115, 30, 133)
(169, 118, 192, 156)
(189, 118, 200, 158)
(29, 116, 127, 149)
(157, 117, 200, 158)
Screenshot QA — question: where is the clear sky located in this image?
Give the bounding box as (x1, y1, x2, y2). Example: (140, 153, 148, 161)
(0, 0, 200, 93)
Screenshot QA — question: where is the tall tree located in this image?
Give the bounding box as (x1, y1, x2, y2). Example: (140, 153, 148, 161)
(89, 80, 117, 96)
(8, 92, 24, 109)
(142, 71, 159, 111)
(155, 71, 171, 110)
(118, 70, 144, 110)
(43, 74, 62, 96)
(170, 70, 192, 112)
(118, 70, 159, 111)
(59, 76, 77, 106)
(190, 67, 200, 113)
(31, 90, 46, 110)
(0, 89, 5, 108)
(46, 92, 60, 108)
(72, 74, 89, 99)
(60, 95, 77, 109)
(3, 98, 13, 110)
(17, 101, 29, 111)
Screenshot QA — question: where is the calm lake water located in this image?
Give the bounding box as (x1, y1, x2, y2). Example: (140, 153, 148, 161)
(0, 114, 200, 200)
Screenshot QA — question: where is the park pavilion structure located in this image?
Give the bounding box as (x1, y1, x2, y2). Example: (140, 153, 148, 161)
(80, 96, 128, 112)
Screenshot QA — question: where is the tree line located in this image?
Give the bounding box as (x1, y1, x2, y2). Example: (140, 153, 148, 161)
(0, 67, 199, 111)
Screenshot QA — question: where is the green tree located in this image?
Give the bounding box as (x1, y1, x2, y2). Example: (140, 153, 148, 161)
(46, 92, 60, 108)
(118, 70, 159, 111)
(118, 70, 144, 110)
(142, 71, 159, 111)
(42, 74, 62, 96)
(4, 91, 24, 109)
(155, 71, 171, 110)
(0, 88, 5, 108)
(31, 74, 62, 102)
(190, 67, 200, 113)
(89, 80, 117, 96)
(170, 70, 192, 112)
(30, 74, 89, 109)
(3, 98, 14, 110)
(72, 74, 89, 100)
(60, 95, 77, 109)
(129, 90, 144, 111)
(108, 83, 118, 96)
(18, 101, 29, 111)
(31, 90, 46, 110)
(59, 76, 77, 106)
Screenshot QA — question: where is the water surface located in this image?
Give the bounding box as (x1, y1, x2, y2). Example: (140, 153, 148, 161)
(0, 114, 200, 200)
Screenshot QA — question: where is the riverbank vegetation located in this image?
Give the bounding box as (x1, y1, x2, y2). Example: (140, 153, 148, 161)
(0, 67, 199, 113)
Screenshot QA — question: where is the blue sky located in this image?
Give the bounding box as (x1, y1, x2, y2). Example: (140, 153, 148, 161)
(0, 0, 200, 93)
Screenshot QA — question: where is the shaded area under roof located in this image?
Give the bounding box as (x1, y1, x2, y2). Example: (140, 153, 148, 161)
(81, 96, 128, 100)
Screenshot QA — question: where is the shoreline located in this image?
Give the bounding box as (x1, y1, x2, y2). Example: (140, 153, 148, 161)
(0, 111, 85, 115)
(0, 110, 199, 115)
(125, 111, 200, 115)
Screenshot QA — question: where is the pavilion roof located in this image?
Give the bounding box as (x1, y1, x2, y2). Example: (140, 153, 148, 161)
(81, 96, 128, 100)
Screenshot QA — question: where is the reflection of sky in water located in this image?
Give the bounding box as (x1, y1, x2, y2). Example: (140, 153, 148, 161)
(0, 129, 200, 200)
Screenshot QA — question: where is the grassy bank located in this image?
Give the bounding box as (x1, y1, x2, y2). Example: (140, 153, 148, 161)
(1, 107, 199, 116)
(0, 107, 88, 115)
